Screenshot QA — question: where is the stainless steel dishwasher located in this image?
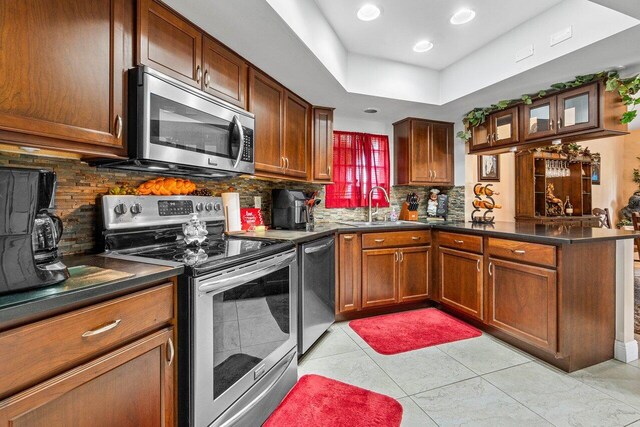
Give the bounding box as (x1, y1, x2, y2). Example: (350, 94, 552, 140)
(298, 236, 335, 354)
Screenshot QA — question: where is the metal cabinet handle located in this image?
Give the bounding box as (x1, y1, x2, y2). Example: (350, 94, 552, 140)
(204, 70, 210, 87)
(558, 118, 562, 129)
(167, 337, 175, 366)
(412, 236, 420, 241)
(433, 170, 437, 179)
(115, 115, 122, 139)
(400, 252, 404, 262)
(477, 259, 481, 272)
(285, 157, 290, 170)
(454, 239, 464, 244)
(394, 252, 399, 262)
(343, 235, 354, 241)
(428, 170, 433, 179)
(328, 165, 331, 176)
(196, 65, 202, 83)
(374, 238, 385, 243)
(549, 118, 554, 130)
(281, 157, 286, 170)
(512, 249, 526, 255)
(82, 319, 121, 338)
(488, 262, 494, 276)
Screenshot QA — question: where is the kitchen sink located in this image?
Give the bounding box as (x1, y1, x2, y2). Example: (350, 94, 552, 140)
(338, 221, 423, 228)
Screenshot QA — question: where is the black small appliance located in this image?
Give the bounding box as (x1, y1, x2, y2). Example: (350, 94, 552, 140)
(271, 189, 308, 230)
(0, 167, 69, 294)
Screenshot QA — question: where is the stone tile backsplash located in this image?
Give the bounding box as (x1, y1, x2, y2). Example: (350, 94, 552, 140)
(0, 151, 464, 254)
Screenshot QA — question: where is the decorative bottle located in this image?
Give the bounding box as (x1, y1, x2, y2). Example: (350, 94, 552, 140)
(564, 196, 574, 216)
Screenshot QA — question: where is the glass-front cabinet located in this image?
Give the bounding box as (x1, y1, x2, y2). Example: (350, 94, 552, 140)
(556, 84, 598, 134)
(491, 106, 519, 146)
(523, 98, 557, 140)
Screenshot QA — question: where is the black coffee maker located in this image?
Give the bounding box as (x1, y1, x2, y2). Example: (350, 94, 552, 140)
(0, 167, 69, 294)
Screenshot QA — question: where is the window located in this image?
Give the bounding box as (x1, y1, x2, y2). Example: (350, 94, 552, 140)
(325, 131, 390, 208)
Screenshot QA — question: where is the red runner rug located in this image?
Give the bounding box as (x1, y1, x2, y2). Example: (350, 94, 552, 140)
(349, 308, 482, 355)
(263, 374, 403, 427)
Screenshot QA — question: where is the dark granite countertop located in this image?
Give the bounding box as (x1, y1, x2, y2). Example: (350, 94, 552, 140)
(240, 221, 638, 245)
(0, 254, 183, 331)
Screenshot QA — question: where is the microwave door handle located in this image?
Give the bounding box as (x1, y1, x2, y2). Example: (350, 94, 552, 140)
(198, 252, 295, 294)
(232, 115, 245, 169)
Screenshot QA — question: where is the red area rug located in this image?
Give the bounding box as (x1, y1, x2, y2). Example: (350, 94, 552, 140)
(263, 374, 403, 427)
(349, 308, 482, 355)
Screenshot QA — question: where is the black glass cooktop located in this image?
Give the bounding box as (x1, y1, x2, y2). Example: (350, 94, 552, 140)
(113, 237, 294, 276)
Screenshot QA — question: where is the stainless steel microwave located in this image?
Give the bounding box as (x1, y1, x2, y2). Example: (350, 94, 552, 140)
(98, 66, 255, 178)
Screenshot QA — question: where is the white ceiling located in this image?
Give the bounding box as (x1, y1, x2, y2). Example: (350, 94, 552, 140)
(314, 0, 562, 70)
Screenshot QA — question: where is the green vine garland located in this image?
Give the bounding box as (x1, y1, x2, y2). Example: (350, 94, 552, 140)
(456, 70, 640, 142)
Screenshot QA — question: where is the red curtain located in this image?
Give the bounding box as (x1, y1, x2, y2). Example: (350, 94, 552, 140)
(326, 131, 390, 208)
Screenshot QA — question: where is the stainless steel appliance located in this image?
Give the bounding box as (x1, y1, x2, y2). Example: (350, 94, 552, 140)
(100, 195, 297, 427)
(96, 66, 255, 178)
(272, 189, 308, 230)
(0, 167, 69, 293)
(298, 236, 335, 354)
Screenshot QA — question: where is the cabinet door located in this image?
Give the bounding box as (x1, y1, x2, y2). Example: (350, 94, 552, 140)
(430, 122, 454, 184)
(523, 97, 557, 140)
(249, 68, 284, 175)
(283, 91, 310, 179)
(470, 121, 491, 151)
(439, 248, 483, 319)
(491, 106, 519, 146)
(409, 120, 432, 183)
(487, 258, 557, 353)
(556, 83, 598, 134)
(398, 246, 430, 303)
(202, 36, 247, 109)
(0, 0, 126, 152)
(337, 234, 361, 313)
(312, 108, 334, 182)
(0, 328, 175, 427)
(362, 249, 398, 308)
(138, 0, 202, 88)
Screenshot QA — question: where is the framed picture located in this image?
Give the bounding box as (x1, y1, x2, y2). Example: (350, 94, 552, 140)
(478, 155, 500, 181)
(592, 163, 601, 185)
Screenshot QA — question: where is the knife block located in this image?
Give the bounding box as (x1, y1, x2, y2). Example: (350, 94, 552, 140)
(399, 202, 419, 221)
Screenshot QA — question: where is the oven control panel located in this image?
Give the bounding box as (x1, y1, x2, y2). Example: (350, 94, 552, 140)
(102, 195, 225, 230)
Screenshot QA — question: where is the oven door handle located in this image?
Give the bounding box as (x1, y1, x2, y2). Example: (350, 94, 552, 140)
(198, 252, 295, 294)
(232, 114, 245, 169)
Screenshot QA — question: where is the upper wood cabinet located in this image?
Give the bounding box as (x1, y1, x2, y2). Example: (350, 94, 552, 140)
(469, 107, 519, 151)
(202, 36, 248, 108)
(312, 107, 334, 183)
(138, 0, 202, 88)
(0, 0, 129, 157)
(394, 118, 454, 186)
(249, 67, 310, 180)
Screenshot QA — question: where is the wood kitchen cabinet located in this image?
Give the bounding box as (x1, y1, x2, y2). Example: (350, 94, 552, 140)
(202, 36, 248, 108)
(138, 0, 203, 88)
(337, 234, 361, 313)
(283, 91, 310, 179)
(0, 328, 175, 427)
(487, 258, 557, 353)
(362, 248, 398, 308)
(0, 0, 129, 157)
(394, 118, 454, 186)
(398, 246, 430, 303)
(438, 247, 483, 320)
(311, 107, 334, 183)
(470, 107, 519, 151)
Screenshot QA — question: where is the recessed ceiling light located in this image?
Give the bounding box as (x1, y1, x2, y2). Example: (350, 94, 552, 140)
(357, 4, 381, 21)
(364, 107, 379, 114)
(450, 8, 476, 25)
(413, 40, 434, 53)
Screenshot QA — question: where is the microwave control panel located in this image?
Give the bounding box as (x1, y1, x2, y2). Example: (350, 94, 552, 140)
(241, 128, 253, 162)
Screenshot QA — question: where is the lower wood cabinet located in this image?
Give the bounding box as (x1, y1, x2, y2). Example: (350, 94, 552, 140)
(487, 258, 557, 353)
(438, 247, 483, 320)
(362, 248, 398, 308)
(337, 234, 361, 313)
(0, 328, 175, 427)
(398, 246, 430, 303)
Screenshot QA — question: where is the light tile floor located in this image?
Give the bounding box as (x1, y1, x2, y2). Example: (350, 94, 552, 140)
(298, 316, 640, 427)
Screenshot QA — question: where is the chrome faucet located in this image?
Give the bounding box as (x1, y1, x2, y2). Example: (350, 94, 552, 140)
(368, 186, 390, 222)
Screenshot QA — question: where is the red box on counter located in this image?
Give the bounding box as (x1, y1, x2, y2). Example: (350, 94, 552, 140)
(240, 208, 265, 231)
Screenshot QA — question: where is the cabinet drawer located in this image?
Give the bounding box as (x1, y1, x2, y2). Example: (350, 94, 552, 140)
(438, 232, 483, 253)
(488, 238, 556, 268)
(0, 282, 174, 399)
(362, 230, 431, 249)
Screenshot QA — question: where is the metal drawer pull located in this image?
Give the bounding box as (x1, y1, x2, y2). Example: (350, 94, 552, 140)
(115, 115, 123, 139)
(454, 239, 464, 244)
(82, 319, 121, 338)
(412, 236, 420, 240)
(488, 262, 494, 276)
(374, 238, 385, 243)
(477, 259, 481, 272)
(394, 252, 399, 262)
(399, 252, 404, 262)
(512, 249, 526, 255)
(343, 235, 354, 241)
(167, 338, 175, 366)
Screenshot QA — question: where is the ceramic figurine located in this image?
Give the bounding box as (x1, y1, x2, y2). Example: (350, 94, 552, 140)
(183, 214, 208, 245)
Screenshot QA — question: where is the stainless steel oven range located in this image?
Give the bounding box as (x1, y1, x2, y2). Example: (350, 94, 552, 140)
(100, 195, 298, 427)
